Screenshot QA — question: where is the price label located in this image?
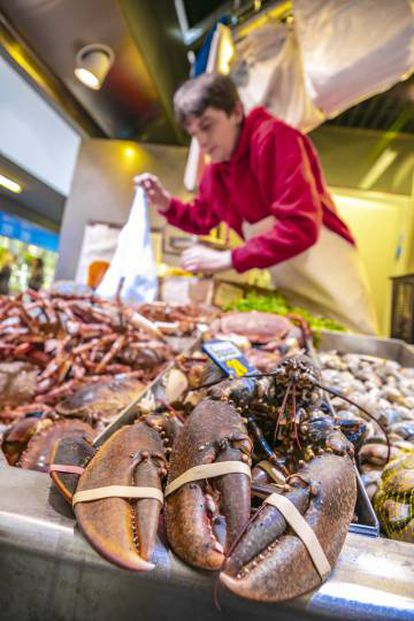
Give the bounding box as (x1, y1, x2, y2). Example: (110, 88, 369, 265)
(202, 340, 258, 378)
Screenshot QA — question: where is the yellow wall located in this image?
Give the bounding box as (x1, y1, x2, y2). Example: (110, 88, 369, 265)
(332, 189, 413, 336)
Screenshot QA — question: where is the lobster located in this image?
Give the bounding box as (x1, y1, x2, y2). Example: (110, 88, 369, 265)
(72, 421, 168, 571)
(49, 412, 183, 570)
(49, 354, 385, 603)
(164, 355, 373, 602)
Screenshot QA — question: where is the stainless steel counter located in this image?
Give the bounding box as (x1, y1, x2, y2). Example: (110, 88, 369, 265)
(318, 330, 414, 366)
(1, 461, 413, 621)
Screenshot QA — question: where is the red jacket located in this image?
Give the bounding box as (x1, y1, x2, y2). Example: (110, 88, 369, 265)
(163, 107, 355, 273)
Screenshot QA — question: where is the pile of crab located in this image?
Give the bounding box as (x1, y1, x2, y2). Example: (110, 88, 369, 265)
(0, 291, 176, 413)
(49, 350, 366, 604)
(138, 301, 217, 336)
(0, 293, 212, 471)
(205, 310, 306, 372)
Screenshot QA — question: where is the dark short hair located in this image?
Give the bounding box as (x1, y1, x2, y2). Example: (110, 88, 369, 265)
(173, 73, 241, 126)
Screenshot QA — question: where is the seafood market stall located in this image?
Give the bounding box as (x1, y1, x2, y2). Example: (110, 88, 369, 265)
(1, 299, 414, 620)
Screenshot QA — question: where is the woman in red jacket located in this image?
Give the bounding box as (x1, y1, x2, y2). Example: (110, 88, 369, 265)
(135, 73, 378, 334)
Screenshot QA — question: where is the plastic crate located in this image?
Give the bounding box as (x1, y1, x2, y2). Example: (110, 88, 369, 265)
(390, 273, 414, 343)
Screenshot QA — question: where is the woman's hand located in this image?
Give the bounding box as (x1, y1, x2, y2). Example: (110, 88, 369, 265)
(181, 244, 232, 274)
(134, 173, 171, 212)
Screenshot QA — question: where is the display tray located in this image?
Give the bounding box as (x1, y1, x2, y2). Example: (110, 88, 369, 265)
(351, 469, 380, 537)
(318, 330, 414, 366)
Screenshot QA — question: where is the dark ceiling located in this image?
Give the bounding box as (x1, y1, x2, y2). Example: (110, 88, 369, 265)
(0, 0, 190, 143)
(0, 0, 413, 146)
(325, 75, 414, 136)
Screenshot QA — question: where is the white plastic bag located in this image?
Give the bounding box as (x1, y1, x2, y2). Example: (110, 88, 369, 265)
(97, 188, 157, 303)
(75, 222, 120, 285)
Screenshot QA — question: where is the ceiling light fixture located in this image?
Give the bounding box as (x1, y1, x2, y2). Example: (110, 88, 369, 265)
(0, 174, 23, 194)
(74, 43, 114, 90)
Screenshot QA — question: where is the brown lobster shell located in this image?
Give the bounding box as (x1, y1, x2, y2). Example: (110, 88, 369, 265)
(220, 454, 357, 602)
(165, 399, 252, 571)
(74, 422, 167, 571)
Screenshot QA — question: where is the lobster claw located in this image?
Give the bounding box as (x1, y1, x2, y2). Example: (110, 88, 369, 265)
(74, 421, 167, 571)
(220, 454, 357, 602)
(164, 399, 252, 570)
(19, 420, 95, 473)
(49, 431, 96, 503)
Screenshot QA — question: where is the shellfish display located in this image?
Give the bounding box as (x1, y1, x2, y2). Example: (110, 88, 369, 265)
(1, 299, 414, 608)
(319, 350, 414, 543)
(51, 352, 359, 603)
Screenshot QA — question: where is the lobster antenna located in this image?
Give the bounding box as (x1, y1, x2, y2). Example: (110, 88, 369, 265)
(273, 379, 293, 444)
(187, 365, 391, 464)
(291, 384, 302, 450)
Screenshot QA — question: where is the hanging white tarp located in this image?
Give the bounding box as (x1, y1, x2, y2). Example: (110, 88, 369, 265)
(231, 21, 324, 131)
(295, 0, 414, 119)
(184, 1, 414, 189)
(231, 0, 414, 131)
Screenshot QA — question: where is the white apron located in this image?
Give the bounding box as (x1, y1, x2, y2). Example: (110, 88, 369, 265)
(242, 217, 378, 335)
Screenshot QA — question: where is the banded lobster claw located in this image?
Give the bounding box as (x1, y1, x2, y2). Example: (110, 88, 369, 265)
(164, 399, 252, 570)
(49, 430, 96, 503)
(74, 421, 167, 571)
(220, 453, 357, 602)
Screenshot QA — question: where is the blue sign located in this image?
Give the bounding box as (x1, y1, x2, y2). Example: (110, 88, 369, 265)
(0, 210, 59, 252)
(202, 340, 258, 378)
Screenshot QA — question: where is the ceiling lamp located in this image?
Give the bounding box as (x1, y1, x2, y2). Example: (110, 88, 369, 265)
(74, 44, 114, 90)
(0, 174, 22, 194)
